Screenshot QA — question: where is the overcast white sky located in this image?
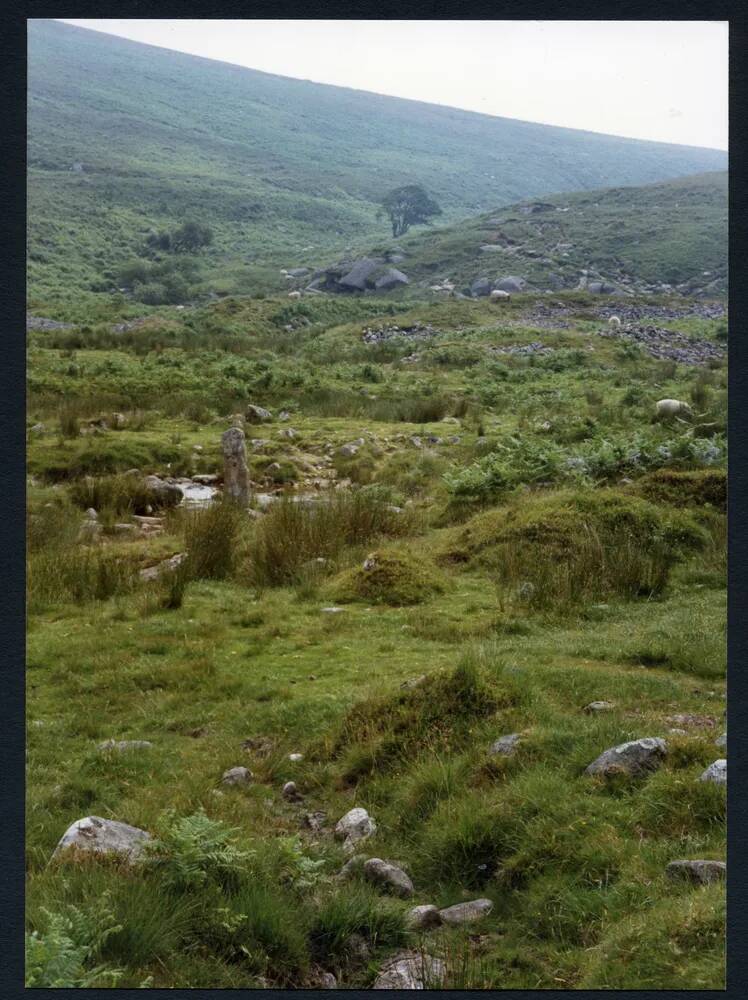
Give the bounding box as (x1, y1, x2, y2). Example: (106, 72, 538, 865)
(57, 19, 728, 150)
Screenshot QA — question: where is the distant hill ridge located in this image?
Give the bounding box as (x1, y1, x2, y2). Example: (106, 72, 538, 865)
(27, 19, 727, 302)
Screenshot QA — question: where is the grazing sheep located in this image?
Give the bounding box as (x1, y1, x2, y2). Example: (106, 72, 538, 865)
(490, 289, 511, 301)
(287, 290, 302, 300)
(655, 398, 693, 420)
(608, 315, 622, 329)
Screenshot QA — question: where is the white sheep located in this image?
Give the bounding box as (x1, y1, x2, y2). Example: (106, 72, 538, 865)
(655, 398, 693, 419)
(490, 289, 511, 301)
(287, 290, 302, 300)
(608, 315, 622, 329)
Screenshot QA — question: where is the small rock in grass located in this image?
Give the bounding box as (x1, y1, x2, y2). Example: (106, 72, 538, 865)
(699, 759, 726, 785)
(97, 739, 153, 752)
(666, 860, 726, 885)
(85, 508, 98, 520)
(335, 807, 376, 852)
(583, 701, 614, 713)
(363, 858, 414, 898)
(52, 816, 150, 863)
(585, 737, 667, 778)
(283, 780, 303, 802)
(401, 675, 427, 689)
(373, 950, 446, 989)
(439, 898, 493, 925)
(405, 904, 442, 930)
(715, 732, 726, 748)
(669, 728, 688, 735)
(288, 752, 304, 762)
(346, 933, 372, 963)
(222, 766, 253, 786)
(489, 733, 521, 756)
(303, 811, 327, 832)
(321, 607, 343, 614)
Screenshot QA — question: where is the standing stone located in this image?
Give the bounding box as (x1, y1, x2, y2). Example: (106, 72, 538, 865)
(221, 426, 250, 506)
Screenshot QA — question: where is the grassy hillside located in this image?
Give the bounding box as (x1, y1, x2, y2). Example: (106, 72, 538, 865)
(27, 19, 727, 303)
(26, 290, 726, 988)
(354, 171, 727, 298)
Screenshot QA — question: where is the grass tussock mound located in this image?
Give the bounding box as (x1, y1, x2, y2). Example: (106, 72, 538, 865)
(326, 548, 446, 606)
(443, 488, 706, 609)
(247, 491, 415, 588)
(633, 468, 726, 511)
(325, 654, 503, 781)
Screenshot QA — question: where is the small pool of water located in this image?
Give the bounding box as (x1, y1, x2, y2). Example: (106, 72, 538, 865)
(176, 480, 219, 508)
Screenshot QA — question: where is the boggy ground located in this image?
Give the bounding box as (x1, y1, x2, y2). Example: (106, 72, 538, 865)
(26, 290, 726, 988)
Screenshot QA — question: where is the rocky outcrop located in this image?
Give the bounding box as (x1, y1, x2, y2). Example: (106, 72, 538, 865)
(405, 904, 442, 930)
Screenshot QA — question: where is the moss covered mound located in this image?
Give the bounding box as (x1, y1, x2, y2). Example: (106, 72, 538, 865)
(322, 656, 503, 781)
(326, 548, 446, 606)
(633, 468, 726, 511)
(441, 489, 707, 608)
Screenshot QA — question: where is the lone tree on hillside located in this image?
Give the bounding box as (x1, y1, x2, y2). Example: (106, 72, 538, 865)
(380, 184, 442, 238)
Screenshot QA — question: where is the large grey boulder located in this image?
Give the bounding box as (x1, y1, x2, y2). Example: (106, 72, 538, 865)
(494, 276, 526, 293)
(666, 860, 726, 885)
(405, 904, 442, 930)
(470, 277, 492, 297)
(587, 281, 617, 295)
(363, 858, 414, 898)
(699, 759, 726, 785)
(439, 898, 493, 925)
(373, 950, 446, 989)
(52, 816, 150, 862)
(221, 426, 250, 506)
(339, 258, 385, 291)
(374, 267, 409, 291)
(335, 807, 376, 852)
(585, 737, 667, 777)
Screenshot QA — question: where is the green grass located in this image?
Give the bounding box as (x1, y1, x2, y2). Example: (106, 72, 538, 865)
(26, 290, 726, 989)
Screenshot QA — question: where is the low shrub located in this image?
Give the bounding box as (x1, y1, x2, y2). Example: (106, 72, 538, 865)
(181, 501, 245, 581)
(308, 887, 406, 965)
